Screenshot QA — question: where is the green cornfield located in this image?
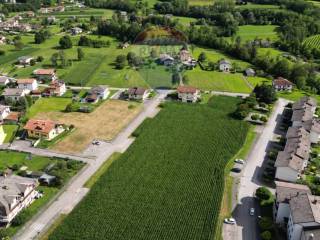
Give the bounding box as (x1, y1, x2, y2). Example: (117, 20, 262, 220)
(49, 96, 249, 240)
(304, 34, 320, 49)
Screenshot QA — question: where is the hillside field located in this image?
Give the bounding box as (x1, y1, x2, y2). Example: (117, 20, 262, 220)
(48, 96, 250, 240)
(303, 34, 320, 49)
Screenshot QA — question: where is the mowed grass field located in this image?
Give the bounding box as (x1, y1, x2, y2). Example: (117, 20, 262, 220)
(48, 96, 250, 240)
(35, 100, 142, 153)
(234, 25, 279, 42)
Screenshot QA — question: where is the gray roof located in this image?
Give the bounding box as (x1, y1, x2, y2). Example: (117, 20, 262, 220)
(88, 85, 108, 95)
(18, 56, 33, 61)
(0, 175, 37, 216)
(275, 181, 311, 203)
(274, 151, 305, 171)
(301, 229, 320, 240)
(2, 88, 25, 97)
(291, 108, 313, 122)
(290, 194, 320, 224)
(0, 76, 9, 84)
(284, 137, 310, 160)
(286, 127, 310, 140)
(302, 119, 320, 134)
(128, 87, 147, 96)
(219, 59, 231, 65)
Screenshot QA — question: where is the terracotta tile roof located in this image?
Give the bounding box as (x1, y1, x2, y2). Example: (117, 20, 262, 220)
(273, 77, 293, 87)
(33, 69, 55, 75)
(17, 78, 36, 84)
(177, 85, 198, 94)
(4, 112, 20, 122)
(24, 119, 56, 134)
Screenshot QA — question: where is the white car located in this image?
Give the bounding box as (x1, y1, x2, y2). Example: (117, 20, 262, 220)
(250, 208, 255, 216)
(224, 218, 236, 224)
(234, 159, 245, 164)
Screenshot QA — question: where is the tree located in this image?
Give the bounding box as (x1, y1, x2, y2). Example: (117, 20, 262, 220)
(30, 59, 36, 66)
(150, 48, 157, 59)
(253, 84, 277, 104)
(172, 72, 181, 85)
(260, 231, 272, 240)
(37, 56, 44, 62)
(198, 52, 206, 62)
(256, 187, 272, 201)
(34, 31, 45, 44)
(14, 41, 24, 50)
(115, 55, 127, 69)
(127, 52, 136, 66)
(132, 56, 143, 67)
(59, 35, 73, 49)
(51, 53, 59, 67)
(77, 48, 85, 61)
(0, 50, 5, 56)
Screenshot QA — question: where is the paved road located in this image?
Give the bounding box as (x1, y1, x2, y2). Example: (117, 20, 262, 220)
(13, 91, 168, 240)
(223, 98, 289, 240)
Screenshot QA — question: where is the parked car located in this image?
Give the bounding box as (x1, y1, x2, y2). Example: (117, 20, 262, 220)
(250, 208, 255, 216)
(234, 159, 245, 164)
(232, 167, 242, 173)
(224, 218, 236, 225)
(92, 140, 100, 145)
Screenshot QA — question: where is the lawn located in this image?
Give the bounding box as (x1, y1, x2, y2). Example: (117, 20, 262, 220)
(48, 96, 250, 240)
(277, 90, 320, 102)
(247, 76, 270, 88)
(235, 3, 280, 9)
(139, 64, 175, 88)
(234, 25, 279, 42)
(35, 100, 142, 153)
(26, 97, 72, 119)
(188, 0, 213, 6)
(185, 68, 252, 93)
(3, 125, 19, 143)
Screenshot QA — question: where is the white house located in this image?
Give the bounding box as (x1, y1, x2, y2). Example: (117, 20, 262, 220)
(287, 193, 320, 240)
(128, 87, 149, 101)
(159, 54, 174, 66)
(43, 80, 66, 97)
(0, 175, 38, 224)
(273, 77, 294, 91)
(245, 68, 255, 77)
(2, 88, 29, 102)
(0, 76, 11, 86)
(85, 86, 109, 103)
(274, 181, 311, 226)
(70, 27, 82, 35)
(219, 59, 231, 72)
(0, 105, 10, 121)
(17, 56, 34, 66)
(177, 85, 200, 103)
(17, 78, 38, 92)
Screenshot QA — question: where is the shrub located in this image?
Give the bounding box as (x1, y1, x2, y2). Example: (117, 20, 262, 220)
(30, 59, 36, 66)
(256, 187, 272, 201)
(37, 56, 44, 62)
(12, 211, 28, 226)
(0, 49, 5, 56)
(260, 116, 267, 122)
(251, 114, 259, 121)
(260, 230, 272, 240)
(258, 217, 273, 230)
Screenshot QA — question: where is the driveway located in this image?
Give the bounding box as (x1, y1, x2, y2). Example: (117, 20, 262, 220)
(13, 91, 168, 240)
(223, 98, 289, 240)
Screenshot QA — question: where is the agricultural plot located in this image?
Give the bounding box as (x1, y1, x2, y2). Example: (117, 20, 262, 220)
(188, 0, 213, 6)
(235, 3, 280, 9)
(303, 34, 320, 49)
(186, 69, 252, 93)
(233, 25, 279, 42)
(49, 96, 250, 240)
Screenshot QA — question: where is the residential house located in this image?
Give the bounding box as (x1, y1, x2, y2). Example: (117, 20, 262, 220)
(274, 181, 311, 225)
(39, 173, 56, 186)
(43, 80, 66, 97)
(0, 76, 11, 86)
(70, 27, 82, 35)
(47, 16, 56, 24)
(179, 49, 192, 62)
(25, 11, 35, 18)
(17, 78, 38, 92)
(292, 97, 317, 114)
(0, 175, 38, 224)
(24, 119, 65, 140)
(85, 85, 109, 103)
(4, 112, 20, 124)
(0, 35, 6, 45)
(17, 56, 34, 66)
(177, 85, 200, 103)
(273, 77, 294, 91)
(119, 42, 129, 49)
(128, 87, 149, 101)
(0, 105, 10, 121)
(291, 107, 314, 127)
(287, 193, 320, 240)
(159, 54, 174, 66)
(302, 120, 320, 144)
(119, 11, 128, 21)
(219, 59, 232, 72)
(245, 68, 255, 77)
(33, 69, 56, 82)
(2, 88, 28, 102)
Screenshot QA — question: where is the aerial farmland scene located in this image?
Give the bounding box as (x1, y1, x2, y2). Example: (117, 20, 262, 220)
(0, 0, 320, 240)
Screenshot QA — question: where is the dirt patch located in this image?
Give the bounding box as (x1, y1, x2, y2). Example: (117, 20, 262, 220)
(35, 100, 141, 154)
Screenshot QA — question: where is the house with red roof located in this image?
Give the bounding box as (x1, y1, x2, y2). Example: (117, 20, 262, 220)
(33, 69, 56, 81)
(24, 119, 65, 140)
(177, 85, 200, 103)
(273, 77, 294, 91)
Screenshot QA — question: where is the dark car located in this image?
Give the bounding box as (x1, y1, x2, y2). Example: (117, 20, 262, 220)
(232, 168, 242, 173)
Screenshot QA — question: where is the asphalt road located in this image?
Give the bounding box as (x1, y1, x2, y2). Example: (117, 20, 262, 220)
(223, 98, 289, 240)
(13, 91, 168, 240)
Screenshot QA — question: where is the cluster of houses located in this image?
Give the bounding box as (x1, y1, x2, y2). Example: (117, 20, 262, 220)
(38, 5, 65, 14)
(158, 49, 197, 68)
(273, 97, 320, 240)
(0, 17, 31, 33)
